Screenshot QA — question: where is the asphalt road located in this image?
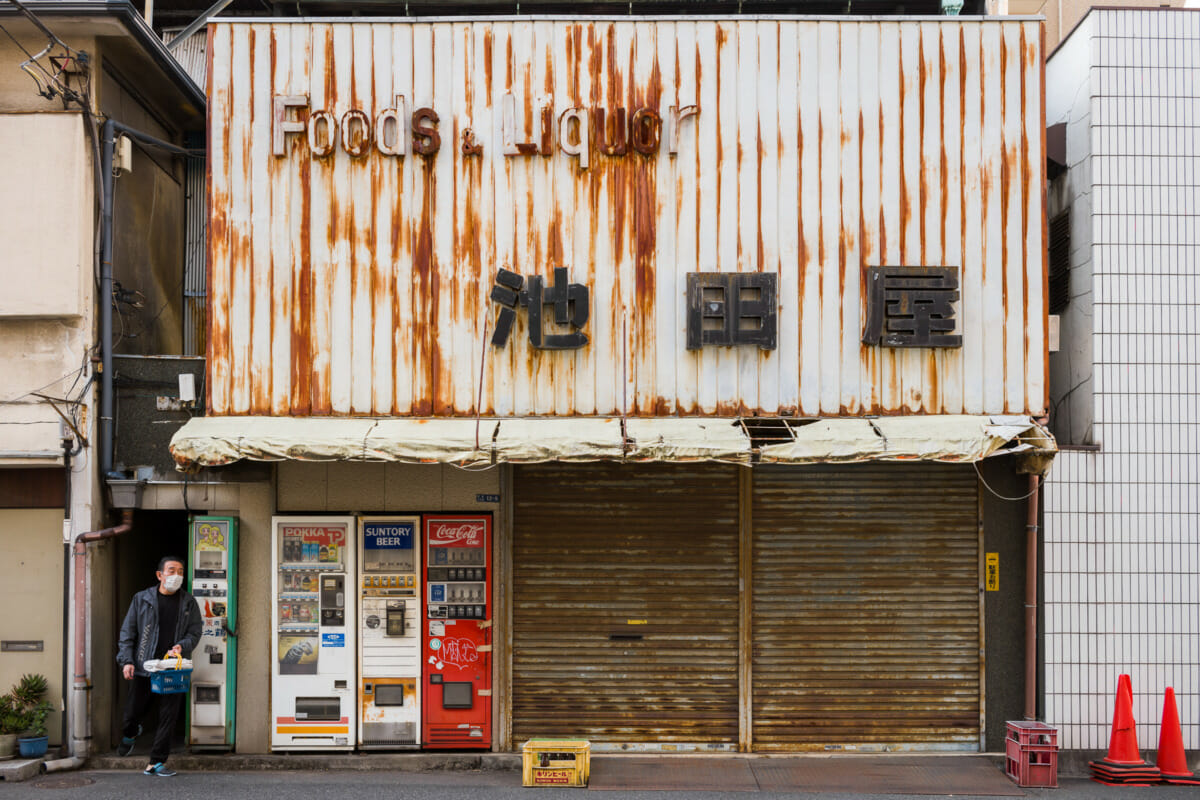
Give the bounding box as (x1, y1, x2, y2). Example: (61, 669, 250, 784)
(7, 770, 1200, 800)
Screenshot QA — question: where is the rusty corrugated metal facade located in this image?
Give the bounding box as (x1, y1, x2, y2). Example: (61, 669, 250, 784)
(207, 17, 1046, 418)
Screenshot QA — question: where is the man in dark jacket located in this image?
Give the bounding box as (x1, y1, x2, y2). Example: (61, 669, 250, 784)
(115, 555, 202, 777)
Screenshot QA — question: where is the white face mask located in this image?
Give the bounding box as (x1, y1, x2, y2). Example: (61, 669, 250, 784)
(162, 574, 184, 593)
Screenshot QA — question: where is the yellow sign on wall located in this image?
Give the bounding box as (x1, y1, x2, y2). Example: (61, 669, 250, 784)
(985, 553, 1000, 591)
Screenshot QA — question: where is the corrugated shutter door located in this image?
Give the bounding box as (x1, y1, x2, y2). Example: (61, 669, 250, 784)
(751, 464, 980, 751)
(513, 463, 740, 746)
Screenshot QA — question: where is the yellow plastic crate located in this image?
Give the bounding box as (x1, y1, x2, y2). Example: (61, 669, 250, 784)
(522, 739, 590, 787)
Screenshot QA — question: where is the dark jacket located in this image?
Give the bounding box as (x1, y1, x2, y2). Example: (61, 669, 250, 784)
(116, 585, 203, 676)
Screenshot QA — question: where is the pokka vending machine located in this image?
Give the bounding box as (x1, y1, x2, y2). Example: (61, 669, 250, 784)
(187, 515, 237, 750)
(271, 516, 356, 750)
(422, 514, 492, 748)
(358, 516, 421, 748)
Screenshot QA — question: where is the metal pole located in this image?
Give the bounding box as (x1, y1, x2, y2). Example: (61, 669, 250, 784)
(99, 118, 115, 477)
(1024, 474, 1039, 720)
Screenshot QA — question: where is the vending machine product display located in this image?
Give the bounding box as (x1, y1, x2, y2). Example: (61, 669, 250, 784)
(271, 516, 356, 750)
(188, 515, 237, 750)
(358, 516, 421, 748)
(422, 515, 492, 748)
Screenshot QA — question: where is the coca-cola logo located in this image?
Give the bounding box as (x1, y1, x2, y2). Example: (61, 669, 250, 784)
(439, 637, 479, 668)
(429, 522, 485, 546)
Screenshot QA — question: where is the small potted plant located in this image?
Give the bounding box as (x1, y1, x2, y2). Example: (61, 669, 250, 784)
(10, 674, 52, 759)
(0, 693, 20, 759)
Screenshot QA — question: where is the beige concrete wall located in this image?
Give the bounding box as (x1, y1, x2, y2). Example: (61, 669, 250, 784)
(277, 463, 500, 514)
(0, 114, 90, 319)
(229, 482, 272, 754)
(0, 509, 65, 746)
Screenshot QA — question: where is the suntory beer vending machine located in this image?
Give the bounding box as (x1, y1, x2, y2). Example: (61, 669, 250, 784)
(271, 516, 356, 750)
(187, 515, 237, 750)
(358, 516, 421, 748)
(422, 515, 492, 748)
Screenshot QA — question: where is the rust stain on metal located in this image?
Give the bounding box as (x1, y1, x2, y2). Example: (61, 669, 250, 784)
(1020, 25, 1032, 386)
(939, 33, 949, 262)
(977, 44, 989, 286)
(483, 28, 493, 94)
(596, 108, 629, 156)
(897, 35, 908, 262)
(412, 176, 434, 417)
(917, 32, 927, 266)
(999, 31, 1009, 344)
(506, 35, 513, 92)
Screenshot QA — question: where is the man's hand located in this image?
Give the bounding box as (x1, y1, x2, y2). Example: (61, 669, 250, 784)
(169, 645, 183, 657)
(122, 664, 134, 680)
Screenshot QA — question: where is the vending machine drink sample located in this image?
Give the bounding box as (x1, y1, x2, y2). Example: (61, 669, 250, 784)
(358, 517, 422, 748)
(422, 515, 492, 748)
(188, 516, 237, 750)
(271, 516, 356, 750)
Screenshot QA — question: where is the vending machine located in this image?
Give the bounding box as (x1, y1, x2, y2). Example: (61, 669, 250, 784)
(358, 516, 422, 748)
(422, 514, 492, 749)
(271, 516, 356, 750)
(187, 515, 237, 750)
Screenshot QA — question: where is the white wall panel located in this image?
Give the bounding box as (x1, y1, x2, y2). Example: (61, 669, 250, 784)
(1045, 8, 1200, 752)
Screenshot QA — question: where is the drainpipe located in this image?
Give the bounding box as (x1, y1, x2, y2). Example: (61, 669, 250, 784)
(61, 509, 133, 768)
(99, 119, 116, 478)
(1024, 473, 1039, 720)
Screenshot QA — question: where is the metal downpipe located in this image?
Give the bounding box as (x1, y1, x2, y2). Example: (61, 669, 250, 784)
(70, 509, 133, 762)
(1024, 474, 1039, 720)
(99, 118, 115, 478)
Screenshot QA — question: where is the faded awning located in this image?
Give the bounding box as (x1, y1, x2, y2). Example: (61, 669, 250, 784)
(169, 414, 1054, 471)
(758, 414, 1055, 471)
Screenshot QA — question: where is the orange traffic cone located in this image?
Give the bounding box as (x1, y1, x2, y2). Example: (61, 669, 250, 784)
(1089, 674, 1161, 786)
(1106, 674, 1144, 764)
(1157, 687, 1200, 785)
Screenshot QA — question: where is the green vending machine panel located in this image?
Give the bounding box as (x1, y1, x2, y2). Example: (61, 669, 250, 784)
(188, 516, 238, 750)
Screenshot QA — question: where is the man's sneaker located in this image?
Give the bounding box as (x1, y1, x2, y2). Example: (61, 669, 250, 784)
(117, 725, 142, 757)
(143, 762, 176, 777)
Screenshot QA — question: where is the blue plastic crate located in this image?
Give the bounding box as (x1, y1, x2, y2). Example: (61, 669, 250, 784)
(150, 668, 192, 695)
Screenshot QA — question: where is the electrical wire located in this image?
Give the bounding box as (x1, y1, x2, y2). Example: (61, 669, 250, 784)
(974, 461, 1043, 501)
(0, 363, 89, 404)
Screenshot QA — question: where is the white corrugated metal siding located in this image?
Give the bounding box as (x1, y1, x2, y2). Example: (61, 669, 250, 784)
(206, 17, 1047, 419)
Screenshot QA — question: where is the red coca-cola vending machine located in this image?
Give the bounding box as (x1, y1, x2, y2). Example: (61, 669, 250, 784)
(422, 514, 491, 748)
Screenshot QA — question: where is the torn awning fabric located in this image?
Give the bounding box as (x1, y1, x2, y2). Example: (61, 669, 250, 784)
(169, 415, 1055, 472)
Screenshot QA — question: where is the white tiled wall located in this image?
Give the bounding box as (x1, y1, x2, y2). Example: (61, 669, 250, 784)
(1044, 8, 1200, 752)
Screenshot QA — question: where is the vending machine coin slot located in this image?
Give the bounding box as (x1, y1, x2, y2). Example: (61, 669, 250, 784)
(321, 575, 345, 627)
(385, 600, 406, 637)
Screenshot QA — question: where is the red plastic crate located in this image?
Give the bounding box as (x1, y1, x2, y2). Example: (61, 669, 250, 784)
(1005, 721, 1058, 788)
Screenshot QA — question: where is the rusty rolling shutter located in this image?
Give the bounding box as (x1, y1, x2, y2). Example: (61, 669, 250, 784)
(751, 464, 980, 752)
(512, 463, 740, 747)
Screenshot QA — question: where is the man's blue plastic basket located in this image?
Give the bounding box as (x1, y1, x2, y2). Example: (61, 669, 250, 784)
(150, 668, 192, 695)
